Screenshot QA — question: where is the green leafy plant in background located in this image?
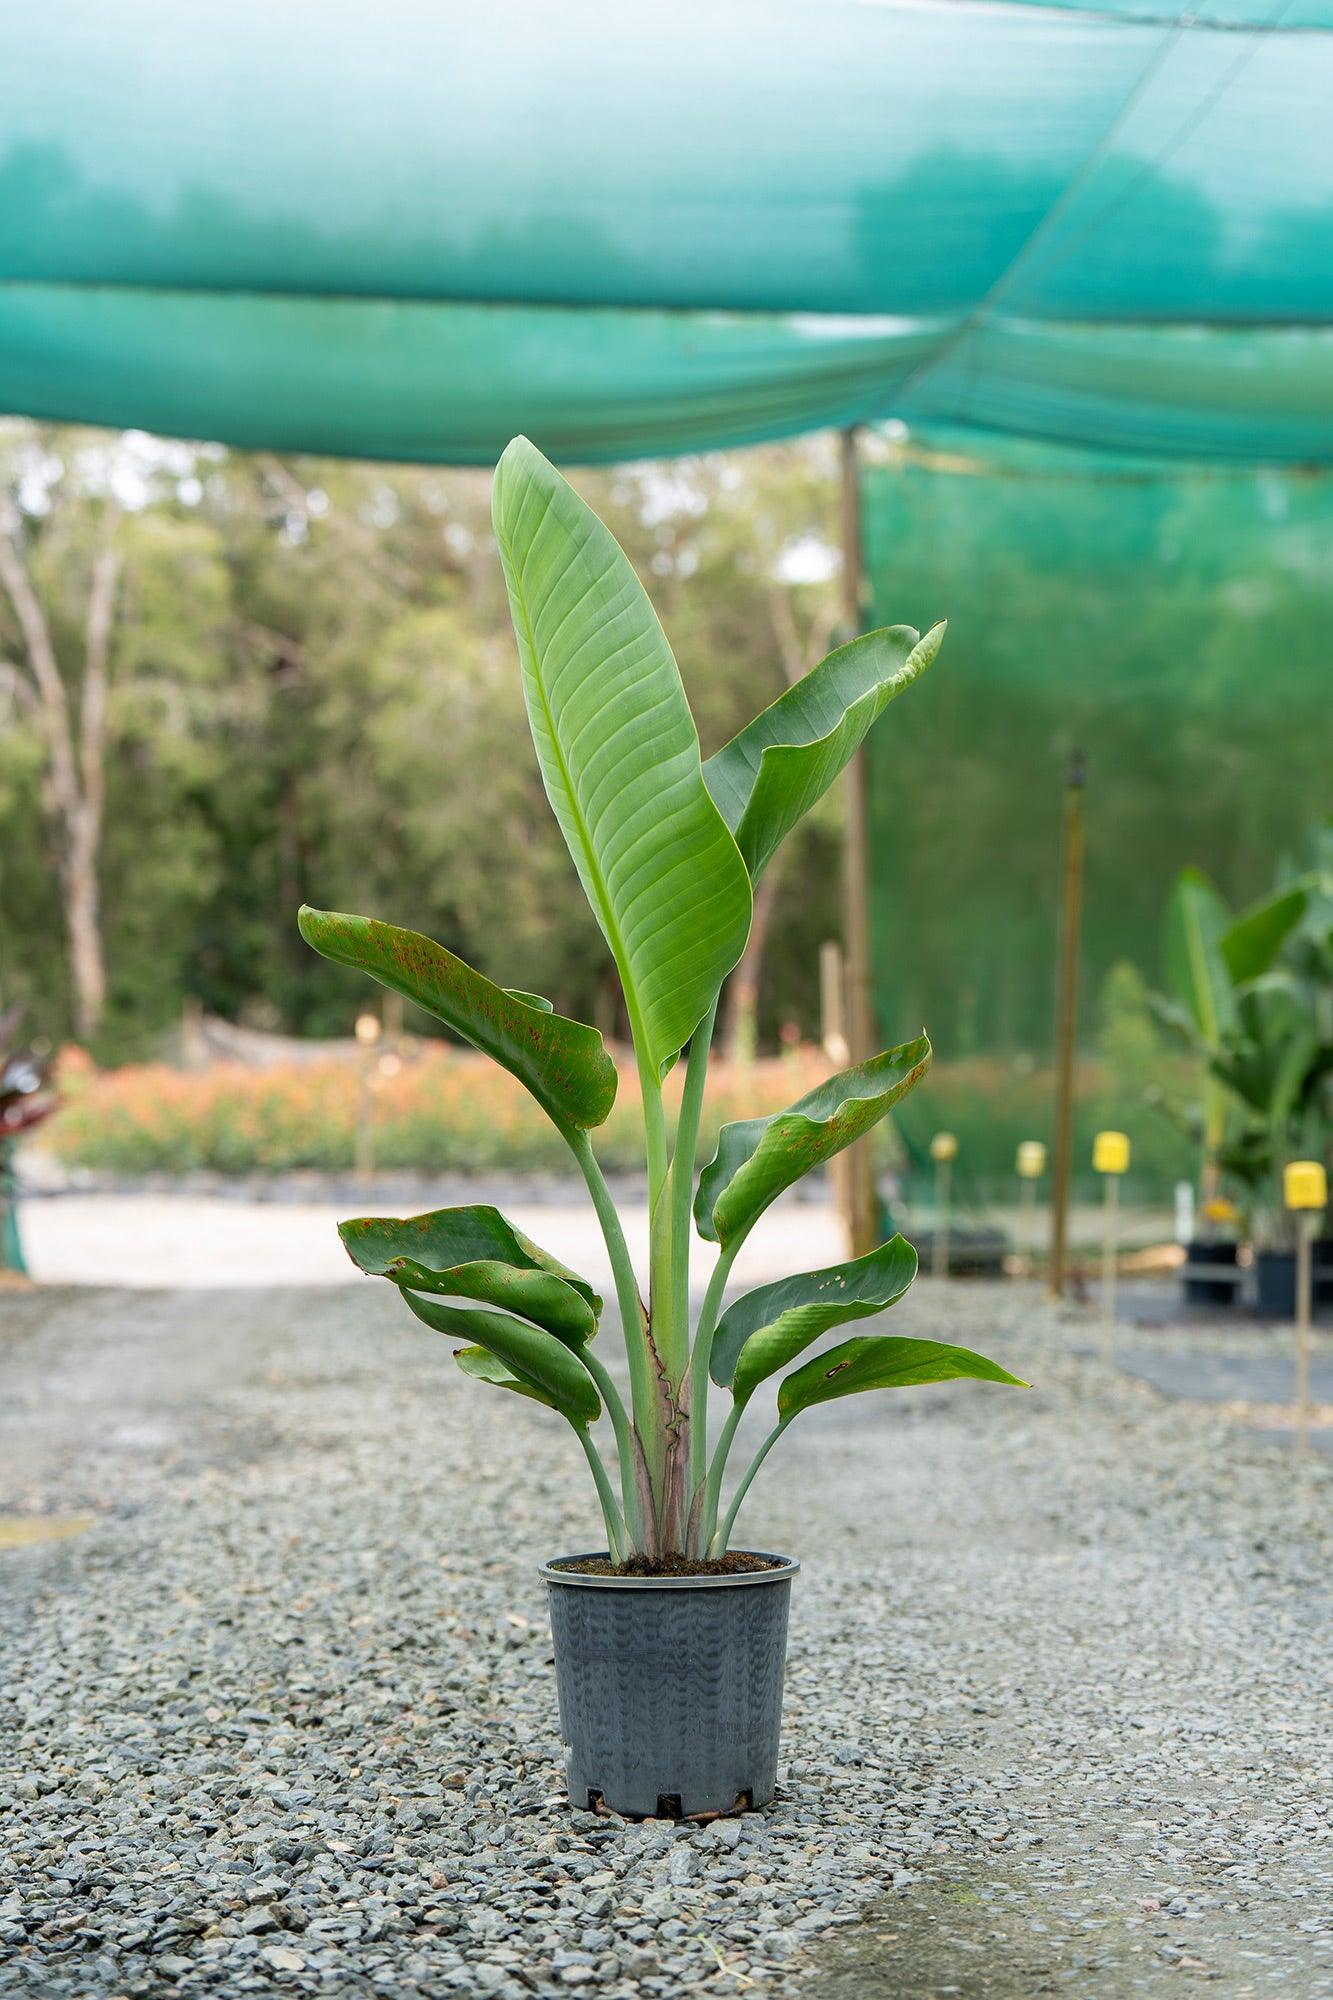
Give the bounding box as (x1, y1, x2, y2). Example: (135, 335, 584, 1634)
(1, 1003, 58, 1274)
(1154, 836, 1332, 1242)
(299, 439, 1023, 1564)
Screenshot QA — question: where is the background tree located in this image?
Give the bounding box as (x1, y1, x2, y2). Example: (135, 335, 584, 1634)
(0, 429, 231, 1044)
(2, 417, 1325, 1094)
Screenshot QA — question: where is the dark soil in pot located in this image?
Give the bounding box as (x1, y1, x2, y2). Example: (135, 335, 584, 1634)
(542, 1550, 798, 1820)
(1315, 1237, 1333, 1304)
(553, 1551, 780, 1578)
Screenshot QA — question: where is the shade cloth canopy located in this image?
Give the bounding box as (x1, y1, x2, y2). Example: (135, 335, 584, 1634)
(4, 0, 1332, 463)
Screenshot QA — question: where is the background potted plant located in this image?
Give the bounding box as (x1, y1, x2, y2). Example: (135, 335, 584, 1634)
(1209, 893, 1332, 1318)
(0, 1005, 58, 1276)
(298, 438, 1024, 1820)
(1152, 860, 1324, 1309)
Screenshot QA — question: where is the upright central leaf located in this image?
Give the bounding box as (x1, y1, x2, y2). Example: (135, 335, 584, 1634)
(704, 623, 944, 881)
(493, 437, 752, 1078)
(1163, 869, 1236, 1053)
(695, 1035, 932, 1249)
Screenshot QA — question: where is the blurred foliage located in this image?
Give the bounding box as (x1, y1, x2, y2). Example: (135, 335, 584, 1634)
(49, 1045, 830, 1179)
(0, 425, 843, 1061)
(46, 1028, 1198, 1196)
(3, 416, 1328, 1216)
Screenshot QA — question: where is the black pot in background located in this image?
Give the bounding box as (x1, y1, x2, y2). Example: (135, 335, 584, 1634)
(1315, 1237, 1333, 1305)
(1255, 1249, 1297, 1320)
(541, 1552, 798, 1819)
(1182, 1238, 1239, 1308)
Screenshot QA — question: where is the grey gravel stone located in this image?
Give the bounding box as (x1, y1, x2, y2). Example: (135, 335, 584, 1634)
(0, 1279, 1328, 1997)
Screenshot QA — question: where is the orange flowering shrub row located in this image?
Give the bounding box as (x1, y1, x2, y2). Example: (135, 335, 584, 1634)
(47, 1044, 833, 1178)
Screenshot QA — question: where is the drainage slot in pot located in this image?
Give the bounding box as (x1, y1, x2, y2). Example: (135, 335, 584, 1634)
(733, 1789, 753, 1813)
(586, 1790, 606, 1813)
(656, 1794, 683, 1819)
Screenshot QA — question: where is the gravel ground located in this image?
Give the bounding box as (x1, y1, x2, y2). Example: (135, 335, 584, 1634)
(1, 1276, 1329, 1998)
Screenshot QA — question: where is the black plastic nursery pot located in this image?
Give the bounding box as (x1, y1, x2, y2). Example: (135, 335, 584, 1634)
(541, 1552, 799, 1820)
(1255, 1249, 1296, 1320)
(1181, 1238, 1239, 1308)
(1316, 1238, 1333, 1306)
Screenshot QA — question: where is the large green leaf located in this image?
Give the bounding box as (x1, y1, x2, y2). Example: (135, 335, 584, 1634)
(1210, 984, 1321, 1129)
(298, 908, 615, 1131)
(386, 1258, 594, 1344)
(1219, 884, 1308, 987)
(453, 1344, 561, 1410)
(339, 1206, 601, 1317)
(1163, 869, 1236, 1052)
(711, 1234, 918, 1400)
(704, 624, 944, 879)
(492, 437, 752, 1077)
(695, 1035, 932, 1248)
(777, 1335, 1027, 1420)
(401, 1290, 600, 1426)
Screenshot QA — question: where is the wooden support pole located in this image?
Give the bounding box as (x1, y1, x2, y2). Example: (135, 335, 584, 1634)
(354, 1009, 381, 1187)
(1295, 1214, 1313, 1454)
(1049, 752, 1086, 1299)
(933, 1157, 952, 1279)
(820, 938, 852, 1241)
(839, 427, 879, 1259)
(1020, 1175, 1036, 1282)
(1101, 1171, 1119, 1358)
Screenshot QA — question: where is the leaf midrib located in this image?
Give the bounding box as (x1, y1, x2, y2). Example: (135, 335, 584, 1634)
(496, 496, 657, 1070)
(1184, 890, 1221, 1047)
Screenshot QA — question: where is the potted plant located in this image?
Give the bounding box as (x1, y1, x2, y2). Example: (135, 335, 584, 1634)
(1153, 865, 1314, 1310)
(1212, 980, 1330, 1319)
(298, 438, 1024, 1820)
(0, 1005, 58, 1276)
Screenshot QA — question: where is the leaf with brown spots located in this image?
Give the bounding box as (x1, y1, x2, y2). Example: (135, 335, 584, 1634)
(776, 1333, 1027, 1420)
(694, 1036, 931, 1250)
(339, 1205, 600, 1321)
(298, 907, 616, 1131)
(710, 1234, 918, 1401)
(402, 1293, 601, 1427)
(452, 1344, 562, 1410)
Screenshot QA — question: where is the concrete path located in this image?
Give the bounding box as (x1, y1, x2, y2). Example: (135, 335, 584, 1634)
(16, 1188, 841, 1296)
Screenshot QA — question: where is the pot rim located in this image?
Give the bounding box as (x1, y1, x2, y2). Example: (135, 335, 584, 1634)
(540, 1550, 799, 1591)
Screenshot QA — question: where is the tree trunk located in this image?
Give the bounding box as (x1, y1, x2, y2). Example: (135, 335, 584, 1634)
(63, 825, 106, 1041)
(0, 524, 119, 1042)
(720, 582, 838, 1066)
(66, 548, 118, 1040)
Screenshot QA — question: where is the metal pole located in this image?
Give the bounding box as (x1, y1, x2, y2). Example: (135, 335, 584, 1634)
(1295, 1215, 1313, 1453)
(839, 427, 878, 1259)
(1049, 752, 1086, 1298)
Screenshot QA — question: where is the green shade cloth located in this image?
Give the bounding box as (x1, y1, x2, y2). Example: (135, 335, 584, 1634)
(863, 439, 1331, 1067)
(2, 0, 1332, 462)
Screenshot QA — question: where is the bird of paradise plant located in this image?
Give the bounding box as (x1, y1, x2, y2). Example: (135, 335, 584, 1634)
(299, 439, 1023, 1565)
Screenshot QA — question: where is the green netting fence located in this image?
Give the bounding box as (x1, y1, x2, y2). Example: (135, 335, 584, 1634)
(865, 436, 1331, 1219)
